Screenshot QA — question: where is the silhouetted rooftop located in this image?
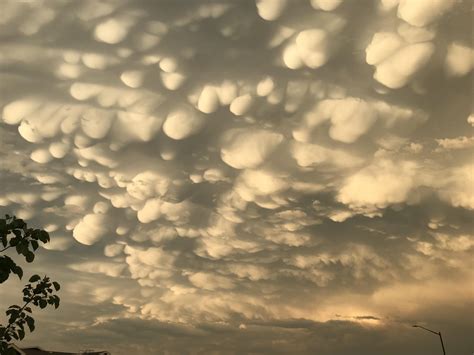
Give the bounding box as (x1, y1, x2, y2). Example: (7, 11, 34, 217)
(10, 345, 110, 355)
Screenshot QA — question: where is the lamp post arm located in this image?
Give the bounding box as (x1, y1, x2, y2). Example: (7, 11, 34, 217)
(414, 325, 439, 335)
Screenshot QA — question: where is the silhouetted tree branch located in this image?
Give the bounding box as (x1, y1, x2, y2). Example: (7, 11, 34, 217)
(0, 214, 61, 354)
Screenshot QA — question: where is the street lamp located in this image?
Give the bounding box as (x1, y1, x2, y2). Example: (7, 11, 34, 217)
(413, 325, 446, 355)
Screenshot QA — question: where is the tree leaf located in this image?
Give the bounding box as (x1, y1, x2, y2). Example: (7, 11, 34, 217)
(0, 218, 6, 233)
(12, 265, 23, 279)
(12, 229, 22, 238)
(29, 274, 41, 282)
(52, 281, 60, 291)
(0, 271, 9, 283)
(25, 251, 35, 263)
(25, 316, 35, 332)
(31, 240, 39, 251)
(6, 309, 18, 316)
(18, 327, 25, 340)
(38, 230, 50, 243)
(39, 299, 47, 309)
(11, 218, 25, 229)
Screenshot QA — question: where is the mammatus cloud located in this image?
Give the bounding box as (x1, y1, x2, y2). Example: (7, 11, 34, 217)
(0, 0, 472, 353)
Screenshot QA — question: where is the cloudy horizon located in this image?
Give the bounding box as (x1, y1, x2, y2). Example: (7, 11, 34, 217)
(0, 0, 473, 354)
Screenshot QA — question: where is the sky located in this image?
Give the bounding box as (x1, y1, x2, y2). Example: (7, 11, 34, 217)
(0, 0, 473, 354)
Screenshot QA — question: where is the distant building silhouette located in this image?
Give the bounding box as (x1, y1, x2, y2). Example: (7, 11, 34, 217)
(9, 344, 110, 355)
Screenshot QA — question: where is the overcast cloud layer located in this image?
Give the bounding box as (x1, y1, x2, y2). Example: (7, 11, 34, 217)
(0, 0, 473, 354)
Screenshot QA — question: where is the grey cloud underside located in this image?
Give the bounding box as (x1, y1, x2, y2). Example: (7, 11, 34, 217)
(0, 0, 473, 353)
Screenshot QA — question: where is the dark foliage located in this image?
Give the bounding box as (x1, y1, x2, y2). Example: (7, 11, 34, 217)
(0, 214, 60, 353)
